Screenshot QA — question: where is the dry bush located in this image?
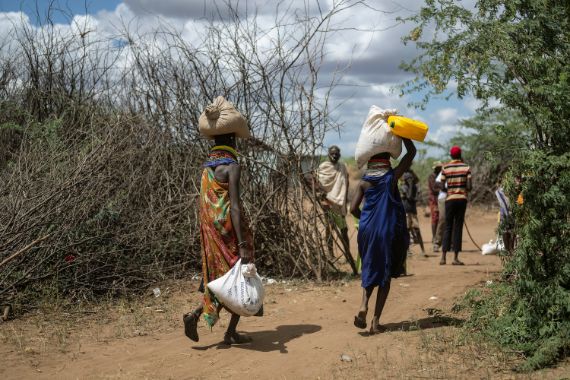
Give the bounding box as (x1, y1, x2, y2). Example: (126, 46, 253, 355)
(0, 110, 203, 306)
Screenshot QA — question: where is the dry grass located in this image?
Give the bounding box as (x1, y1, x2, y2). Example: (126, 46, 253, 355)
(331, 323, 568, 380)
(0, 279, 195, 360)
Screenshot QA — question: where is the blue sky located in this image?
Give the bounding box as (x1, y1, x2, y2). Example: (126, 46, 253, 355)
(0, 0, 478, 159)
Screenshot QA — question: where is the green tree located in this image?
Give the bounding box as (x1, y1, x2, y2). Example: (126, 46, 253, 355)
(401, 0, 570, 370)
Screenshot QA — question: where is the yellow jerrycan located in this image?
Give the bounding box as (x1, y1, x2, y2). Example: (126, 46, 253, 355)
(387, 116, 429, 142)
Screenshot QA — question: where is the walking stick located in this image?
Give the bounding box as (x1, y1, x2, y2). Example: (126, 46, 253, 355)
(463, 220, 482, 251)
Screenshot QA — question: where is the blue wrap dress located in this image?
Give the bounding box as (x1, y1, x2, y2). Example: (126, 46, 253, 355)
(358, 169, 409, 288)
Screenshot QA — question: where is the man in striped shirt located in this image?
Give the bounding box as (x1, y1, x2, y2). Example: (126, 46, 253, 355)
(439, 146, 472, 265)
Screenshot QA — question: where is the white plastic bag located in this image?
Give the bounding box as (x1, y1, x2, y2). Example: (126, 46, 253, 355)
(481, 238, 501, 255)
(206, 259, 264, 316)
(482, 235, 506, 255)
(354, 106, 402, 169)
(481, 240, 498, 255)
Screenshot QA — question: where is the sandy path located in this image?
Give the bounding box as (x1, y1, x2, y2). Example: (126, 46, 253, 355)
(2, 209, 506, 379)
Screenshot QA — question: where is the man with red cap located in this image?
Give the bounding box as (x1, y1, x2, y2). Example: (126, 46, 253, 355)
(439, 146, 472, 265)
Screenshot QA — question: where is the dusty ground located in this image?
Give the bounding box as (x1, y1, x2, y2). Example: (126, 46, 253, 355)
(1, 208, 568, 379)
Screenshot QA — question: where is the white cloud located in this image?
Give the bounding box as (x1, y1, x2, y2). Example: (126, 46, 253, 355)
(430, 124, 461, 144)
(463, 96, 481, 113)
(428, 123, 476, 147)
(463, 96, 502, 113)
(434, 107, 459, 124)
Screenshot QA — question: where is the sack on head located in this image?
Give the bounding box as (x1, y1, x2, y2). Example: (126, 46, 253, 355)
(354, 106, 402, 169)
(198, 96, 250, 139)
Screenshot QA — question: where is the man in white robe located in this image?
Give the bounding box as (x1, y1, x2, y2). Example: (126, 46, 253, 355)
(317, 146, 357, 274)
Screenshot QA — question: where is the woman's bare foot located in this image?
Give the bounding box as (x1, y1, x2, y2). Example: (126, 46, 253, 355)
(369, 319, 386, 335)
(223, 331, 252, 345)
(354, 310, 367, 329)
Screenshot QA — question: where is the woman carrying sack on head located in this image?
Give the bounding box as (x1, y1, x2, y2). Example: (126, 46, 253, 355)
(183, 96, 256, 345)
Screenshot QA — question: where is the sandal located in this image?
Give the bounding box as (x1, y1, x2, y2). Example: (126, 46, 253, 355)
(223, 331, 252, 345)
(452, 260, 465, 266)
(354, 311, 367, 329)
(183, 311, 200, 342)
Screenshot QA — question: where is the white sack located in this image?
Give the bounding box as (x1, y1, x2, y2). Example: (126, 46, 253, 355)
(354, 106, 402, 169)
(207, 259, 264, 316)
(482, 241, 498, 255)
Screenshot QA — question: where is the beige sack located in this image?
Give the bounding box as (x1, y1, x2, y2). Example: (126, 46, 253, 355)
(354, 105, 402, 169)
(198, 96, 250, 139)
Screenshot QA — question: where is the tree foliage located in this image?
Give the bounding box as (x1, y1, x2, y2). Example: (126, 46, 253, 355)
(402, 0, 570, 370)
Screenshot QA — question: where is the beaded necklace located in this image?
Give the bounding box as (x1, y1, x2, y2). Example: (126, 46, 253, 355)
(203, 145, 238, 168)
(364, 158, 391, 177)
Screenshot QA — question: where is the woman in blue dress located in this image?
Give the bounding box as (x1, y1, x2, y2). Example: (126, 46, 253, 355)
(350, 138, 416, 334)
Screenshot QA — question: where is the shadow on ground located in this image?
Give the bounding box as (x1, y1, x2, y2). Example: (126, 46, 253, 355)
(192, 324, 321, 353)
(358, 315, 463, 336)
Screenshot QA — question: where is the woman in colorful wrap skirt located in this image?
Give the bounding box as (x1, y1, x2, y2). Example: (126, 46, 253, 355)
(183, 133, 255, 345)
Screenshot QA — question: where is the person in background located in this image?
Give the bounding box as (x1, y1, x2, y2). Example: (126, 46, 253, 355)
(434, 166, 448, 252)
(428, 162, 443, 250)
(495, 175, 525, 254)
(495, 185, 515, 253)
(317, 145, 357, 274)
(400, 169, 426, 257)
(440, 146, 472, 265)
(351, 138, 415, 334)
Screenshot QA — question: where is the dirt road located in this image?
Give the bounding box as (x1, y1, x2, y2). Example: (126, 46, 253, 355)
(2, 208, 565, 379)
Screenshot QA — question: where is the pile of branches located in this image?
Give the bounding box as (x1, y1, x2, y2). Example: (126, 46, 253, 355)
(0, 1, 362, 312)
(0, 108, 203, 303)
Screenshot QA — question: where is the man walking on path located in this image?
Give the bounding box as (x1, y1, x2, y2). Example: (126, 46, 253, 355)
(427, 162, 442, 250)
(317, 145, 357, 274)
(440, 146, 472, 265)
